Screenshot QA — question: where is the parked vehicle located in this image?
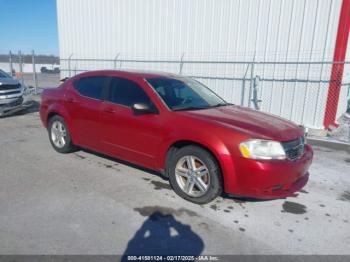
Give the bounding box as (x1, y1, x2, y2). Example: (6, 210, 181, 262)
(40, 70, 313, 204)
(0, 69, 33, 117)
(40, 67, 60, 74)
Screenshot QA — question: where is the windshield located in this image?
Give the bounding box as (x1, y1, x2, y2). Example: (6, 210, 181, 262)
(146, 77, 229, 111)
(0, 69, 11, 78)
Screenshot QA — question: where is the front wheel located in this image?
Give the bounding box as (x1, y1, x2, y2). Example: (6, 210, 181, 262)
(167, 145, 223, 204)
(48, 115, 76, 153)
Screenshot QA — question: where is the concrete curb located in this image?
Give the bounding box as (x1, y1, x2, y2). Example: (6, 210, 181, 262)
(307, 137, 350, 153)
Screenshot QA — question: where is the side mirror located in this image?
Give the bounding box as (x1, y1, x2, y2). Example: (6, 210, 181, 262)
(131, 103, 158, 115)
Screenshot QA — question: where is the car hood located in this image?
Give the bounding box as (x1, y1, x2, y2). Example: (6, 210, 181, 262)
(0, 77, 20, 85)
(180, 105, 303, 141)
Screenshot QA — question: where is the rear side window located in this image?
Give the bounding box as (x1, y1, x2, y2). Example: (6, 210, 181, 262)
(107, 77, 151, 107)
(75, 76, 109, 100)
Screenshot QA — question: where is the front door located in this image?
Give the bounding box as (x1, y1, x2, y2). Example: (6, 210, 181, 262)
(100, 77, 163, 169)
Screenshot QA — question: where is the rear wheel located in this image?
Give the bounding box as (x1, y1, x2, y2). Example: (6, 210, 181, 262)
(168, 145, 222, 204)
(48, 115, 76, 153)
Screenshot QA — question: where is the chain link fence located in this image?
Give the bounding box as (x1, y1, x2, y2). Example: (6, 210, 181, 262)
(0, 51, 61, 94)
(2, 51, 350, 142)
(60, 54, 350, 130)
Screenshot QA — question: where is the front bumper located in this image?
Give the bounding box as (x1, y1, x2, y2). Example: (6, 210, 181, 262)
(0, 94, 34, 117)
(226, 144, 313, 199)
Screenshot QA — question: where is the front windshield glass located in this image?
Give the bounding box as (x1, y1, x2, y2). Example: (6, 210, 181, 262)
(146, 77, 228, 111)
(0, 69, 11, 78)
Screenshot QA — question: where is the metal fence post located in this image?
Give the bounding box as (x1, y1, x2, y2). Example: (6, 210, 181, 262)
(252, 75, 261, 110)
(18, 51, 24, 85)
(113, 53, 120, 69)
(68, 53, 73, 77)
(9, 51, 13, 76)
(248, 62, 255, 108)
(32, 50, 38, 94)
(179, 53, 185, 74)
(240, 78, 245, 106)
(240, 64, 250, 106)
(348, 117, 350, 143)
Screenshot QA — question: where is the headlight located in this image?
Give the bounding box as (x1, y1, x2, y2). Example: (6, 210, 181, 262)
(22, 86, 31, 95)
(239, 139, 286, 160)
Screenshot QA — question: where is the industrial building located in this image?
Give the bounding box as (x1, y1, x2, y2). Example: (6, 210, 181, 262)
(56, 0, 350, 129)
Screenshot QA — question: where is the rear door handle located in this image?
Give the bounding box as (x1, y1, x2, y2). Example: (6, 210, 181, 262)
(103, 107, 115, 113)
(66, 97, 76, 103)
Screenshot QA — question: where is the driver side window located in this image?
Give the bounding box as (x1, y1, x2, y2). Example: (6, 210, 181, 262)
(107, 77, 152, 107)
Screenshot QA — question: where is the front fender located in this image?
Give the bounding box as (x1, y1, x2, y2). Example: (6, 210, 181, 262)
(158, 130, 238, 194)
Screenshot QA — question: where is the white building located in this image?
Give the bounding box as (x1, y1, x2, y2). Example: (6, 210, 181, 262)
(56, 0, 350, 129)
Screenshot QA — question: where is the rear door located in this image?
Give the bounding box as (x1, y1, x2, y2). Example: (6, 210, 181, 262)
(64, 76, 109, 150)
(100, 77, 164, 168)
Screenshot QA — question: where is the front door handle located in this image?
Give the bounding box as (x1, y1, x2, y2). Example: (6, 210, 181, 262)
(103, 107, 115, 113)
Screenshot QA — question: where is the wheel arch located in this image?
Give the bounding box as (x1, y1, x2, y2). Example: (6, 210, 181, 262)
(161, 137, 238, 194)
(46, 105, 77, 144)
(47, 111, 59, 123)
(164, 140, 225, 181)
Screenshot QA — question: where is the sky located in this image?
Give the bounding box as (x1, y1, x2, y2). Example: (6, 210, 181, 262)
(0, 0, 58, 55)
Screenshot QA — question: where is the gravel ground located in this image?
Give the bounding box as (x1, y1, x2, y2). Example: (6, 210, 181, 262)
(308, 114, 350, 144)
(0, 110, 349, 256)
(329, 115, 350, 143)
(22, 73, 60, 89)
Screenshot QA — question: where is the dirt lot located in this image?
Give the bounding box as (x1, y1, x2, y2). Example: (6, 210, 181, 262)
(0, 109, 349, 256)
(22, 73, 60, 89)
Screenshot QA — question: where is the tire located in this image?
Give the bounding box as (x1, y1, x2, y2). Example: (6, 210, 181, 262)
(167, 145, 223, 204)
(48, 115, 76, 153)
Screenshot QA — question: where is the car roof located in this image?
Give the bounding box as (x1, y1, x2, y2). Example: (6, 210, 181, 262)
(73, 69, 183, 80)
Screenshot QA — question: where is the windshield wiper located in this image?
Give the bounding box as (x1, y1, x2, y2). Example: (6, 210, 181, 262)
(210, 102, 233, 108)
(173, 106, 209, 111)
(173, 103, 234, 111)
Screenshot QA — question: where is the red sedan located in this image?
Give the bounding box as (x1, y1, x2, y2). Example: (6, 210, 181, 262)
(40, 70, 313, 204)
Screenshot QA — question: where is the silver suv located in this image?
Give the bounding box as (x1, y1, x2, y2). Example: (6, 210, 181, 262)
(0, 70, 33, 116)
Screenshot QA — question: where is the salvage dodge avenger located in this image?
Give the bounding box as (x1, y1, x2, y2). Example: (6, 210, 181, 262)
(40, 70, 313, 204)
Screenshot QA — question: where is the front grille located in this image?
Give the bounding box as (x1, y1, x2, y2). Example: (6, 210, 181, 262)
(2, 91, 21, 96)
(282, 136, 305, 161)
(7, 97, 23, 107)
(0, 84, 21, 91)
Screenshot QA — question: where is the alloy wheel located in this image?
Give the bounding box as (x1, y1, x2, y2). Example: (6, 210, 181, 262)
(175, 155, 210, 197)
(50, 121, 67, 148)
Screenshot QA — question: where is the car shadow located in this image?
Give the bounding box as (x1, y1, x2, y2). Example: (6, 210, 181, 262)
(0, 100, 40, 118)
(121, 212, 204, 260)
(25, 100, 40, 114)
(81, 148, 168, 181)
(222, 193, 273, 202)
